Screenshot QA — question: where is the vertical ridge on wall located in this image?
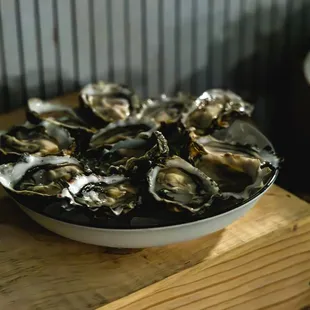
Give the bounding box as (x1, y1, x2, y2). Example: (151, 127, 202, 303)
(1, 0, 23, 109)
(57, 0, 75, 93)
(71, 0, 79, 89)
(0, 1, 9, 112)
(174, 0, 181, 91)
(191, 0, 197, 94)
(76, 0, 91, 87)
(140, 0, 147, 97)
(34, 0, 45, 98)
(146, 0, 159, 97)
(15, 0, 26, 104)
(111, 0, 126, 84)
(163, 0, 176, 94)
(207, 0, 214, 88)
(89, 0, 96, 84)
(93, 0, 109, 82)
(158, 0, 164, 94)
(179, 0, 192, 93)
(123, 0, 131, 87)
(128, 0, 143, 96)
(196, 0, 208, 94)
(39, 0, 58, 99)
(52, 0, 62, 96)
(0, 0, 309, 110)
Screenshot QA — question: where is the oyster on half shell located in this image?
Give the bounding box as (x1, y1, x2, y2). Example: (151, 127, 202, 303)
(87, 131, 169, 175)
(89, 118, 157, 149)
(138, 93, 194, 125)
(61, 174, 140, 216)
(182, 89, 254, 136)
(188, 139, 279, 199)
(0, 155, 83, 197)
(147, 156, 219, 213)
(79, 81, 140, 128)
(27, 98, 93, 133)
(0, 122, 75, 162)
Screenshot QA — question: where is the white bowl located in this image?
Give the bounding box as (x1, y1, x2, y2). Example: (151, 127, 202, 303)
(17, 181, 275, 248)
(13, 120, 278, 248)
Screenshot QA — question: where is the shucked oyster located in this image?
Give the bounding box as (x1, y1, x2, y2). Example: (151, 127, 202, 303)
(79, 81, 140, 128)
(182, 89, 254, 136)
(61, 174, 140, 216)
(0, 155, 83, 197)
(137, 93, 194, 125)
(0, 122, 75, 161)
(188, 139, 279, 199)
(87, 131, 169, 175)
(27, 98, 93, 133)
(147, 156, 219, 213)
(89, 118, 157, 149)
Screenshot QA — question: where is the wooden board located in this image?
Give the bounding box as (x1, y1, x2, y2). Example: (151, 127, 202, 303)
(100, 208, 310, 310)
(0, 95, 309, 309)
(0, 185, 309, 310)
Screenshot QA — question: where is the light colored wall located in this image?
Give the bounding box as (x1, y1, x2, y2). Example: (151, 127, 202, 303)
(0, 0, 308, 113)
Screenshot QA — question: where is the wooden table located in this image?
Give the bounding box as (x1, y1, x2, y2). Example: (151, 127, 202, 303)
(0, 95, 310, 310)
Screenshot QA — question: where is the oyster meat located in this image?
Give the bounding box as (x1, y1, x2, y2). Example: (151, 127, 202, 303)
(87, 131, 169, 175)
(182, 89, 254, 136)
(0, 155, 83, 196)
(189, 139, 278, 199)
(138, 93, 194, 125)
(147, 156, 219, 213)
(0, 122, 75, 160)
(61, 174, 140, 216)
(89, 118, 157, 149)
(79, 81, 140, 128)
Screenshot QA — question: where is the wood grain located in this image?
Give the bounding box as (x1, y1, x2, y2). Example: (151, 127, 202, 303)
(0, 185, 309, 310)
(0, 94, 309, 309)
(99, 217, 310, 310)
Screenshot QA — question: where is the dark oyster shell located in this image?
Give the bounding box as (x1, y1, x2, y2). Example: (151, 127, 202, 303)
(147, 156, 219, 213)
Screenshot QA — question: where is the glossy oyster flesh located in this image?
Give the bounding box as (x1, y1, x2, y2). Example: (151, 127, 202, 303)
(189, 139, 279, 199)
(79, 81, 140, 127)
(147, 156, 219, 213)
(0, 122, 75, 158)
(27, 98, 92, 132)
(0, 155, 83, 196)
(61, 174, 140, 216)
(138, 93, 194, 125)
(87, 131, 169, 175)
(182, 89, 254, 136)
(89, 118, 157, 149)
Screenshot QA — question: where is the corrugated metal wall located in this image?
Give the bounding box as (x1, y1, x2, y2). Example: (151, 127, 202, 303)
(0, 0, 309, 112)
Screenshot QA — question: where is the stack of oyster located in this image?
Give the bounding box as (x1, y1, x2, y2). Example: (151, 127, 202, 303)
(0, 82, 280, 228)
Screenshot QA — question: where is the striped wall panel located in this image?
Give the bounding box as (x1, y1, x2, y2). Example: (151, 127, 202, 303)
(0, 0, 309, 112)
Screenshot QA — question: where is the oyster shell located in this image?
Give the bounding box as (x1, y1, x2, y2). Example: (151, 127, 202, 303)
(89, 118, 157, 149)
(79, 81, 140, 128)
(182, 89, 254, 136)
(188, 139, 278, 199)
(0, 155, 83, 197)
(147, 156, 219, 213)
(61, 174, 140, 216)
(0, 121, 75, 162)
(88, 131, 169, 175)
(138, 93, 194, 125)
(27, 98, 93, 133)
